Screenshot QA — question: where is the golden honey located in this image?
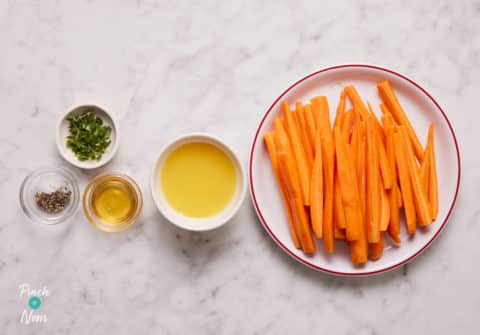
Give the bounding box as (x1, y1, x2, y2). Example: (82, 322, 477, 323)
(90, 176, 139, 224)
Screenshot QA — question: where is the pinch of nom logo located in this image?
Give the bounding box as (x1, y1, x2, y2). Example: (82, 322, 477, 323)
(18, 284, 49, 324)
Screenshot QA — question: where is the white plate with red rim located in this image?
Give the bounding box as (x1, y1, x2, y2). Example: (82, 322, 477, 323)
(249, 64, 461, 276)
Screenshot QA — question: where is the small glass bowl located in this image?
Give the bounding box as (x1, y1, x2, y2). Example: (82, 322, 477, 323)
(82, 172, 142, 232)
(19, 167, 80, 225)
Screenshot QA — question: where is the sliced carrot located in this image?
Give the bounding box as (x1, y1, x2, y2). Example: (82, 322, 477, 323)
(334, 126, 363, 242)
(380, 103, 392, 117)
(344, 85, 369, 119)
(334, 90, 346, 129)
(368, 102, 386, 143)
(378, 80, 424, 161)
(295, 102, 314, 169)
(343, 120, 367, 264)
(399, 126, 432, 226)
(311, 96, 331, 133)
(310, 131, 323, 238)
(282, 101, 310, 206)
(350, 235, 368, 264)
(397, 187, 403, 208)
(311, 96, 335, 252)
(379, 185, 390, 231)
(427, 124, 438, 220)
(393, 129, 417, 234)
(273, 117, 291, 151)
(334, 115, 347, 242)
(381, 112, 403, 212)
(272, 123, 305, 248)
(303, 104, 317, 157)
(349, 119, 361, 195)
(369, 234, 384, 261)
(341, 108, 354, 142)
(349, 217, 368, 264)
(357, 122, 367, 217)
(420, 136, 431, 199)
(366, 116, 381, 243)
(368, 106, 392, 190)
(277, 150, 316, 254)
(384, 126, 401, 243)
(321, 135, 335, 253)
(334, 166, 346, 230)
(264, 132, 301, 249)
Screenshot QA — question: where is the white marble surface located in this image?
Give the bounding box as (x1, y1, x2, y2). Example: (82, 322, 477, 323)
(0, 0, 477, 334)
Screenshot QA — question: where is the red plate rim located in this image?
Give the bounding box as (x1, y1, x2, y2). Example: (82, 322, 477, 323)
(249, 64, 461, 276)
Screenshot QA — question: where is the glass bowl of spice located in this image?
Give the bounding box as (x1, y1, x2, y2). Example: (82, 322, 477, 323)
(82, 172, 142, 232)
(19, 167, 80, 225)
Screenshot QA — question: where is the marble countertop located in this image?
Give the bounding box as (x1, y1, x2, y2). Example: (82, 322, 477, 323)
(0, 0, 477, 334)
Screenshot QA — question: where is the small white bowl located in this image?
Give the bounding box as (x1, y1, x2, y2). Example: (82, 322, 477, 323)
(56, 105, 119, 169)
(151, 133, 246, 231)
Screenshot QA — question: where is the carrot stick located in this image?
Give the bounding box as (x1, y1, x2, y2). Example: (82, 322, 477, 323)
(334, 126, 363, 242)
(393, 129, 417, 234)
(385, 126, 401, 243)
(379, 185, 390, 231)
(427, 124, 438, 220)
(295, 103, 314, 170)
(382, 112, 403, 210)
(310, 131, 323, 238)
(322, 136, 335, 253)
(341, 108, 354, 142)
(321, 136, 335, 253)
(378, 80, 424, 161)
(399, 126, 432, 226)
(357, 122, 367, 217)
(311, 96, 335, 251)
(344, 85, 369, 119)
(334, 90, 346, 129)
(380, 103, 392, 117)
(311, 96, 331, 132)
(264, 132, 301, 249)
(366, 116, 381, 243)
(350, 122, 368, 264)
(348, 124, 368, 263)
(334, 112, 347, 243)
(349, 216, 368, 264)
(304, 104, 317, 157)
(369, 234, 384, 261)
(334, 165, 347, 230)
(368, 102, 386, 143)
(368, 106, 392, 190)
(282, 101, 311, 206)
(273, 117, 291, 151)
(277, 150, 316, 253)
(419, 138, 431, 198)
(350, 234, 368, 264)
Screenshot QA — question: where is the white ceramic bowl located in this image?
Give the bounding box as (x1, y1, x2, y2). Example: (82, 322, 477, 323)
(151, 133, 246, 231)
(56, 105, 119, 169)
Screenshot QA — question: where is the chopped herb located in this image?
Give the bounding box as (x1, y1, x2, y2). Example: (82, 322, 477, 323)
(35, 187, 72, 213)
(66, 110, 112, 161)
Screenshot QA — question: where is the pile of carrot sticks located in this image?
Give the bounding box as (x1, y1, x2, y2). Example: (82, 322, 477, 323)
(264, 80, 438, 264)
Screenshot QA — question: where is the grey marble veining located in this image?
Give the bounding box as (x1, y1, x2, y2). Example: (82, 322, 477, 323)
(0, 0, 478, 334)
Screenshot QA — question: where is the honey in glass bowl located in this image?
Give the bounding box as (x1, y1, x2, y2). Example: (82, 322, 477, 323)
(83, 173, 142, 232)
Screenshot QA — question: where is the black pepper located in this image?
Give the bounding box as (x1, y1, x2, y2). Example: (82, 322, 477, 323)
(35, 187, 72, 213)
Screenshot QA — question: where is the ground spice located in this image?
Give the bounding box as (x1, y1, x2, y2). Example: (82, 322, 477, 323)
(35, 187, 72, 213)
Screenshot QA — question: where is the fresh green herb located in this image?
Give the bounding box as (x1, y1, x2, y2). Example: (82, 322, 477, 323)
(66, 110, 112, 161)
